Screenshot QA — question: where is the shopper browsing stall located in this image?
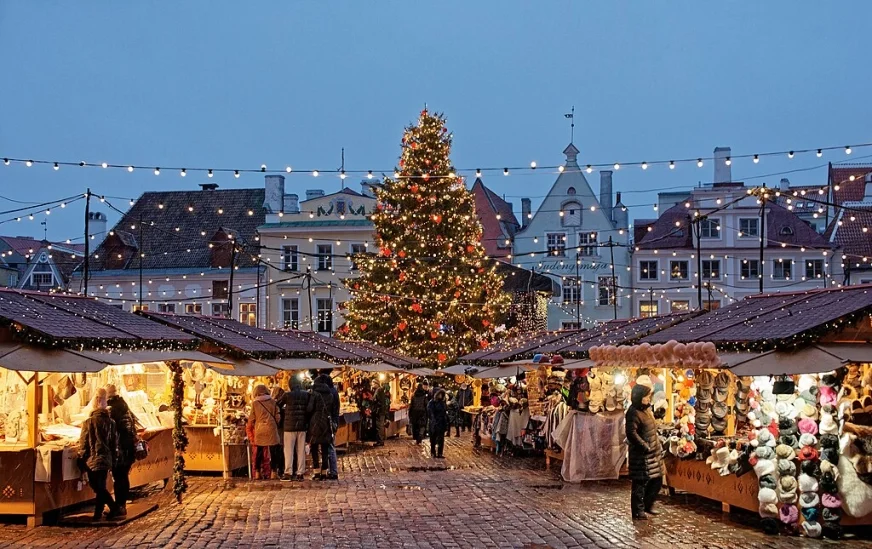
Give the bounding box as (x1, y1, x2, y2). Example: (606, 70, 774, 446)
(106, 384, 137, 516)
(428, 389, 448, 458)
(626, 384, 664, 520)
(248, 384, 280, 480)
(79, 388, 123, 521)
(279, 378, 311, 481)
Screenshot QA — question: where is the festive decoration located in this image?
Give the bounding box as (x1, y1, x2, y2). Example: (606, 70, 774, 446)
(342, 110, 509, 365)
(169, 361, 189, 503)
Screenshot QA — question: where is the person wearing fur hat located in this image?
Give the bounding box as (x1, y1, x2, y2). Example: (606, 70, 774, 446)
(626, 384, 664, 520)
(427, 389, 449, 458)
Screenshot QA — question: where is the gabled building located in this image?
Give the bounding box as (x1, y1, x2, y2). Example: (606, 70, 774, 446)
(71, 184, 265, 324)
(827, 171, 872, 286)
(511, 143, 631, 329)
(471, 178, 520, 259)
(633, 147, 842, 315)
(0, 235, 84, 290)
(258, 178, 378, 333)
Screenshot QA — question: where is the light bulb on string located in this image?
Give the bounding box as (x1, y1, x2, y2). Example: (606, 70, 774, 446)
(127, 166, 134, 172)
(669, 161, 675, 170)
(586, 165, 593, 173)
(26, 160, 33, 167)
(181, 169, 187, 177)
(475, 169, 482, 178)
(154, 167, 160, 175)
(788, 151, 794, 159)
(367, 170, 373, 179)
(697, 159, 703, 168)
(208, 169, 214, 178)
(725, 157, 731, 166)
(503, 168, 509, 176)
(816, 149, 823, 157)
(234, 170, 240, 178)
(845, 146, 852, 155)
(313, 170, 319, 177)
(285, 166, 292, 173)
(53, 162, 59, 170)
(753, 155, 759, 164)
(613, 163, 620, 170)
(261, 164, 267, 172)
(558, 165, 565, 173)
(641, 162, 648, 170)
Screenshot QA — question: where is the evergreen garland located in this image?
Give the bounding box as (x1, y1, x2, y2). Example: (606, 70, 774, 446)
(170, 361, 188, 502)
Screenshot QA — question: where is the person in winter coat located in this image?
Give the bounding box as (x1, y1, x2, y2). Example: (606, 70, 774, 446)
(308, 374, 338, 480)
(454, 382, 474, 436)
(279, 377, 311, 481)
(248, 384, 281, 479)
(372, 380, 391, 446)
(269, 385, 286, 477)
(427, 389, 449, 458)
(106, 385, 137, 515)
(626, 383, 664, 520)
(409, 384, 429, 444)
(79, 388, 123, 521)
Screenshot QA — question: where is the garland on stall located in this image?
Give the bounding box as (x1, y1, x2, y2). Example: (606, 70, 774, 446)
(169, 361, 189, 502)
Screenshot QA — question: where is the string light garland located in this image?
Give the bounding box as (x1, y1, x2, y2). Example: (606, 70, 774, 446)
(3, 142, 870, 180)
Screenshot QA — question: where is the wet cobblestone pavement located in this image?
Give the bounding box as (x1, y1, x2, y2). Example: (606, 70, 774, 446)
(2, 436, 869, 548)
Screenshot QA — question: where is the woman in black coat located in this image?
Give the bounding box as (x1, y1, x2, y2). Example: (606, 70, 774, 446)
(427, 389, 448, 458)
(107, 386, 138, 516)
(626, 384, 664, 520)
(409, 384, 429, 445)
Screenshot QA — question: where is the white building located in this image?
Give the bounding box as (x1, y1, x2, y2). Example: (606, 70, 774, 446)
(632, 147, 842, 316)
(511, 144, 631, 329)
(258, 176, 378, 333)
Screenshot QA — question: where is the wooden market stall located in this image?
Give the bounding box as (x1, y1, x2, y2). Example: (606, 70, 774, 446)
(0, 290, 228, 527)
(639, 285, 872, 529)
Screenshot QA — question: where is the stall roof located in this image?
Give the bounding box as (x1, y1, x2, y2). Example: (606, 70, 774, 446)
(472, 363, 536, 379)
(729, 346, 843, 377)
(336, 339, 424, 368)
(437, 364, 495, 376)
(210, 358, 281, 377)
(349, 363, 408, 373)
(559, 315, 694, 355)
(0, 289, 198, 349)
(461, 330, 580, 363)
(0, 344, 229, 373)
(642, 285, 872, 345)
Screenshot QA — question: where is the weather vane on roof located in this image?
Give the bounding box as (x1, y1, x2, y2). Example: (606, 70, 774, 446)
(564, 106, 575, 144)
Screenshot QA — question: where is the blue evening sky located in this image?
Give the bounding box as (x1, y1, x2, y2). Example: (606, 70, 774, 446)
(1, 1, 870, 242)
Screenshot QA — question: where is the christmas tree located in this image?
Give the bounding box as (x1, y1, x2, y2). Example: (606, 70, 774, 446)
(342, 109, 508, 366)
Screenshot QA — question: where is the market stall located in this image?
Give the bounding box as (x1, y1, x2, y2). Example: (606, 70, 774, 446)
(0, 290, 227, 527)
(636, 285, 872, 538)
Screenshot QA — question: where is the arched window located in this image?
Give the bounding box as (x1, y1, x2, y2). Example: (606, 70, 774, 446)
(562, 200, 582, 227)
(779, 226, 794, 236)
(567, 187, 576, 196)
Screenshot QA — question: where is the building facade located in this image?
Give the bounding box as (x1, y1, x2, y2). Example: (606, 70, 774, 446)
(0, 235, 84, 290)
(72, 185, 264, 323)
(827, 170, 872, 286)
(258, 177, 378, 333)
(632, 152, 842, 316)
(471, 178, 520, 259)
(510, 144, 631, 330)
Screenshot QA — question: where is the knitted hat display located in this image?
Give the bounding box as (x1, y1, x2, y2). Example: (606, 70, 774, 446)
(758, 474, 778, 490)
(800, 460, 821, 477)
(798, 433, 817, 448)
(761, 517, 780, 536)
(820, 447, 839, 465)
(797, 446, 820, 462)
(753, 458, 777, 478)
(819, 385, 838, 406)
(797, 418, 818, 435)
(819, 460, 839, 481)
(777, 476, 798, 504)
(801, 507, 819, 522)
(819, 412, 838, 435)
(799, 492, 820, 508)
(819, 433, 839, 449)
(758, 486, 777, 504)
(756, 430, 776, 448)
(821, 493, 842, 509)
(801, 520, 823, 538)
(777, 459, 796, 478)
(759, 502, 779, 519)
(775, 443, 796, 461)
(779, 434, 799, 449)
(779, 504, 799, 524)
(821, 507, 841, 522)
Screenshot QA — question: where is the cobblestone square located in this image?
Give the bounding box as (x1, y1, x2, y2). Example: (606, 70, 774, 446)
(1, 437, 867, 549)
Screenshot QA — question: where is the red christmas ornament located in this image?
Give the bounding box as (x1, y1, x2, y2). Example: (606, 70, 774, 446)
(399, 271, 406, 281)
(411, 142, 418, 149)
(466, 245, 475, 253)
(410, 184, 419, 193)
(380, 247, 392, 257)
(454, 290, 461, 298)
(399, 159, 405, 167)
(360, 323, 367, 331)
(424, 159, 430, 166)
(482, 319, 490, 327)
(398, 250, 406, 258)
(430, 331, 439, 339)
(422, 173, 430, 181)
(398, 321, 407, 331)
(437, 353, 447, 362)
(432, 214, 442, 224)
(480, 340, 489, 349)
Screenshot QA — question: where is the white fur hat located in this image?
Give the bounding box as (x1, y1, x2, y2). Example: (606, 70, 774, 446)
(819, 412, 838, 435)
(798, 473, 819, 493)
(799, 433, 817, 448)
(819, 460, 839, 481)
(754, 458, 777, 478)
(801, 520, 822, 538)
(758, 487, 778, 504)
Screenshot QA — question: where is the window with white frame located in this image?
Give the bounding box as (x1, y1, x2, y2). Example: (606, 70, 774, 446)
(281, 298, 300, 329)
(670, 300, 690, 313)
(701, 259, 721, 279)
(30, 261, 54, 287)
(316, 298, 333, 333)
(773, 259, 792, 280)
(158, 303, 176, 313)
(561, 321, 582, 330)
(578, 232, 597, 256)
(561, 201, 582, 227)
(184, 304, 202, 314)
(670, 260, 688, 280)
(741, 259, 760, 280)
(546, 233, 566, 256)
(350, 243, 367, 270)
(739, 218, 759, 238)
(639, 260, 658, 281)
(700, 218, 720, 238)
(597, 276, 616, 306)
(281, 245, 299, 272)
(239, 303, 257, 326)
(805, 259, 825, 279)
(562, 277, 581, 304)
(211, 303, 230, 317)
(317, 244, 333, 271)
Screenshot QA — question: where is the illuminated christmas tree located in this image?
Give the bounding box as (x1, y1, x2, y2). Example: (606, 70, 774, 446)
(342, 109, 508, 366)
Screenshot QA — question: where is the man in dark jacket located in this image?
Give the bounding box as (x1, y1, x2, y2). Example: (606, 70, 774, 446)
(372, 380, 391, 447)
(454, 382, 474, 436)
(308, 374, 338, 480)
(79, 388, 123, 521)
(106, 386, 137, 516)
(427, 389, 449, 458)
(626, 384, 664, 520)
(279, 378, 311, 481)
(409, 384, 429, 444)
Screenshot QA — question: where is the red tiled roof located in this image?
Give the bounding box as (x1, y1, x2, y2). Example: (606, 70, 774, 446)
(830, 165, 872, 205)
(0, 289, 197, 347)
(829, 205, 872, 258)
(642, 285, 872, 345)
(471, 178, 520, 258)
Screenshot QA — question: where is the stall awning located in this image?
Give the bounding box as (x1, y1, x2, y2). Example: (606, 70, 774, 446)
(0, 344, 231, 374)
(817, 344, 872, 364)
(716, 352, 764, 369)
(407, 368, 436, 377)
(211, 358, 281, 377)
(472, 364, 536, 379)
(259, 357, 338, 371)
(438, 364, 494, 376)
(729, 346, 843, 377)
(500, 358, 593, 370)
(349, 363, 408, 373)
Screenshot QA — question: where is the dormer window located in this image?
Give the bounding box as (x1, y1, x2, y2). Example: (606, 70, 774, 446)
(567, 187, 576, 196)
(779, 226, 795, 236)
(561, 200, 582, 227)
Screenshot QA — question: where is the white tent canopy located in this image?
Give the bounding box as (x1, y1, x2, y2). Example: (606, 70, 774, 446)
(0, 344, 231, 374)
